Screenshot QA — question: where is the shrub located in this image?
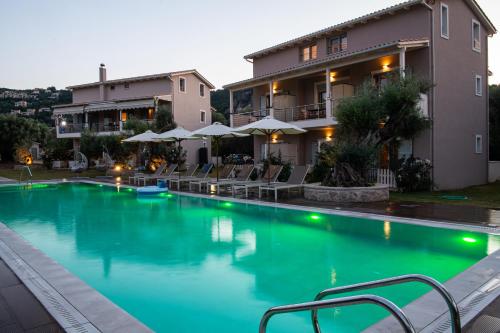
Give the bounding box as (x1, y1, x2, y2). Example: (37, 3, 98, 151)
(396, 157, 432, 192)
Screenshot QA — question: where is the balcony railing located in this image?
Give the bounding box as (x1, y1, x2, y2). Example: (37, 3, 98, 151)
(58, 123, 83, 134)
(274, 102, 327, 122)
(232, 109, 270, 127)
(88, 122, 121, 133)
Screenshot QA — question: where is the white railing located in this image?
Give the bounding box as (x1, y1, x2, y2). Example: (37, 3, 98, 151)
(369, 168, 397, 188)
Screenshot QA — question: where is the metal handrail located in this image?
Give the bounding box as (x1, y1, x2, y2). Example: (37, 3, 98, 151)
(19, 165, 33, 185)
(259, 294, 416, 333)
(311, 274, 460, 333)
(274, 102, 327, 122)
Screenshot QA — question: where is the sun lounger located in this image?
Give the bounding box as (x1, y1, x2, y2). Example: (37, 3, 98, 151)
(137, 163, 178, 186)
(188, 164, 235, 192)
(128, 162, 167, 185)
(170, 163, 213, 190)
(258, 165, 310, 201)
(232, 165, 283, 198)
(207, 164, 255, 194)
(163, 164, 198, 188)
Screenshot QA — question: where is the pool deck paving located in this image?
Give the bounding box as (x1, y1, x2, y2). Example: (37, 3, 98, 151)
(0, 178, 499, 332)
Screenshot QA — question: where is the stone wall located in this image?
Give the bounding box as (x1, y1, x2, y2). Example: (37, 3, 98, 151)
(304, 184, 389, 203)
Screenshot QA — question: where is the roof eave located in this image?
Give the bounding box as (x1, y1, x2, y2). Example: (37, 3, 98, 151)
(243, 0, 424, 60)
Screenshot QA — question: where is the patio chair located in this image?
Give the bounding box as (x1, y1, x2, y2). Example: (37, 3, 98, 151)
(232, 165, 283, 198)
(137, 163, 178, 186)
(188, 164, 235, 193)
(207, 164, 255, 195)
(258, 165, 311, 201)
(128, 162, 167, 185)
(170, 163, 213, 191)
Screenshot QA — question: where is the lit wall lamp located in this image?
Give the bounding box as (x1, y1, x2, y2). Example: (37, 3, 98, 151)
(272, 82, 279, 94)
(60, 120, 67, 127)
(330, 72, 338, 83)
(382, 64, 391, 72)
(271, 134, 278, 143)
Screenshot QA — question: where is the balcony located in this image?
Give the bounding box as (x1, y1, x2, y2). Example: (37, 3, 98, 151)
(56, 119, 154, 138)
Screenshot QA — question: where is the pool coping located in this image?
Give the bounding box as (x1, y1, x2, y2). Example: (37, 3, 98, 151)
(0, 223, 152, 333)
(1, 179, 499, 332)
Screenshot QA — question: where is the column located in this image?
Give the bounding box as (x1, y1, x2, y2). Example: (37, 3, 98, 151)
(84, 111, 89, 129)
(118, 110, 122, 132)
(399, 47, 407, 78)
(269, 81, 274, 118)
(325, 67, 333, 118)
(229, 89, 234, 127)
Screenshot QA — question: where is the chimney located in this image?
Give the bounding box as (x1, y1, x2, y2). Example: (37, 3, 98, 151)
(99, 64, 106, 101)
(99, 63, 107, 82)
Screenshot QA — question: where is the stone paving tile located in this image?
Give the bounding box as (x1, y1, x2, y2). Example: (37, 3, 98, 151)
(0, 263, 20, 289)
(0, 285, 55, 331)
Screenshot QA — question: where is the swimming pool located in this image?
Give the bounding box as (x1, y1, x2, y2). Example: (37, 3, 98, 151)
(0, 183, 497, 332)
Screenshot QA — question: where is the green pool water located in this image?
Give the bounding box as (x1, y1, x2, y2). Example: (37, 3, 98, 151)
(0, 183, 497, 333)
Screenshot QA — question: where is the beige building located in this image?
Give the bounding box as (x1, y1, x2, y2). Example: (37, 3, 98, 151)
(53, 65, 215, 165)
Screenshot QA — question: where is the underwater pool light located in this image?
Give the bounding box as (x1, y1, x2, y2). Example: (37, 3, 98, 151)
(222, 202, 233, 207)
(309, 214, 321, 221)
(462, 237, 477, 243)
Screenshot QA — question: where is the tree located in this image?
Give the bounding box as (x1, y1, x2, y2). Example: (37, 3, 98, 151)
(323, 74, 431, 187)
(490, 85, 500, 160)
(212, 111, 227, 125)
(154, 103, 176, 132)
(211, 89, 230, 122)
(0, 114, 50, 162)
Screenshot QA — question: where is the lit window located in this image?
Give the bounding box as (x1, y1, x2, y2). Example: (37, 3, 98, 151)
(329, 34, 347, 54)
(200, 83, 205, 97)
(441, 3, 449, 39)
(472, 20, 481, 52)
(200, 110, 206, 123)
(179, 77, 186, 92)
(475, 75, 482, 96)
(475, 135, 483, 154)
(300, 45, 317, 62)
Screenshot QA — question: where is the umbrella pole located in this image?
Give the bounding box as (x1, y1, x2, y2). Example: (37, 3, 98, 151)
(215, 137, 220, 182)
(178, 139, 182, 182)
(267, 132, 271, 185)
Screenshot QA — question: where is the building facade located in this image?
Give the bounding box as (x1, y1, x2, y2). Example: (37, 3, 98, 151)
(53, 65, 214, 165)
(225, 0, 496, 190)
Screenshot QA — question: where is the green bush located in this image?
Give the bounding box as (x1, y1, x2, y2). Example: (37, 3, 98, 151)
(396, 157, 432, 192)
(80, 131, 134, 163)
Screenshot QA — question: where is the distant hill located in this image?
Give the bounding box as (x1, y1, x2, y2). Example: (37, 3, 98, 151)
(0, 87, 72, 125)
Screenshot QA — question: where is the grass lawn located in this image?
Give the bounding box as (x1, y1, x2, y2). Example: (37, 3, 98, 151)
(0, 166, 106, 181)
(390, 181, 500, 209)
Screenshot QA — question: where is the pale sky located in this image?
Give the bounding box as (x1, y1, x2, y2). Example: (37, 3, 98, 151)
(0, 0, 499, 90)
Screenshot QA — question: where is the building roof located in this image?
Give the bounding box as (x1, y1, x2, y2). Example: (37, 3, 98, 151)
(243, 0, 496, 60)
(66, 69, 215, 90)
(53, 96, 157, 115)
(225, 38, 429, 89)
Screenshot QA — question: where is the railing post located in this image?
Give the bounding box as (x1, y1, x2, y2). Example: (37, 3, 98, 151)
(325, 67, 333, 119)
(399, 47, 407, 78)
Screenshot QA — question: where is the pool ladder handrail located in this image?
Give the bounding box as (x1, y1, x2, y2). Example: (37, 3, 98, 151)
(19, 165, 33, 185)
(311, 274, 460, 333)
(259, 294, 416, 333)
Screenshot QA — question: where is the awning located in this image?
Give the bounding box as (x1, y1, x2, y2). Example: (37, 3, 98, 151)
(53, 105, 85, 115)
(86, 98, 155, 112)
(53, 98, 156, 115)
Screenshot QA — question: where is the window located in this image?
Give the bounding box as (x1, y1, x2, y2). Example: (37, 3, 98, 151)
(441, 3, 449, 39)
(472, 20, 481, 52)
(475, 135, 483, 154)
(475, 75, 482, 96)
(110, 85, 115, 90)
(300, 44, 317, 62)
(124, 83, 130, 89)
(199, 83, 205, 97)
(179, 77, 186, 92)
(329, 34, 347, 54)
(200, 110, 206, 123)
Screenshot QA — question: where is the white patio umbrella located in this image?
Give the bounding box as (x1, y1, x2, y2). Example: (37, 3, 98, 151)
(155, 127, 199, 180)
(122, 130, 159, 142)
(122, 130, 160, 168)
(191, 122, 249, 181)
(235, 116, 306, 183)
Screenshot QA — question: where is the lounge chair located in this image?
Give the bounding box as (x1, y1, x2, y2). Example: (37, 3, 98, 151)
(188, 164, 235, 192)
(258, 165, 311, 201)
(170, 163, 213, 190)
(128, 162, 167, 185)
(137, 163, 178, 186)
(232, 165, 283, 198)
(162, 164, 198, 188)
(207, 164, 255, 194)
